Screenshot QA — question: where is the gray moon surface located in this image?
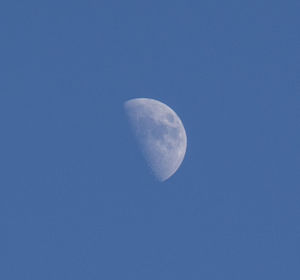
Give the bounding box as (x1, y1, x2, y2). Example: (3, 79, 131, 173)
(124, 98, 187, 182)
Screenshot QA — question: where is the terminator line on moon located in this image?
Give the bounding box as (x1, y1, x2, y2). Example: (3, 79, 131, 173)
(124, 98, 187, 182)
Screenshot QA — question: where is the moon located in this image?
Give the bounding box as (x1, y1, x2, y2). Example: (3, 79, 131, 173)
(124, 98, 187, 182)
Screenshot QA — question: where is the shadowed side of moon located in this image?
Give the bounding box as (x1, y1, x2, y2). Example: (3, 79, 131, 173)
(124, 98, 187, 182)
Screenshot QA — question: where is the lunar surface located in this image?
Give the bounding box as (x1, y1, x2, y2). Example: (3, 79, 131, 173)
(124, 98, 187, 182)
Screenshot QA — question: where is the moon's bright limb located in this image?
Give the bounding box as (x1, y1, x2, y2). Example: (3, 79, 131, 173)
(124, 98, 187, 182)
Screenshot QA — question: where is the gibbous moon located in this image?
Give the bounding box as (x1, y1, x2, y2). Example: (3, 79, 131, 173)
(124, 98, 187, 182)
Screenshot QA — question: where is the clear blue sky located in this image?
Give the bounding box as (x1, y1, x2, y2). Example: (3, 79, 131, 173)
(1, 0, 299, 279)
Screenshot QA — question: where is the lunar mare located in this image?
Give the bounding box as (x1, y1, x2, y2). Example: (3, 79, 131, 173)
(124, 98, 187, 181)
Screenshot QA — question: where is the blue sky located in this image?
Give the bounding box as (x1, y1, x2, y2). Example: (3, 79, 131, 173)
(1, 0, 299, 279)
